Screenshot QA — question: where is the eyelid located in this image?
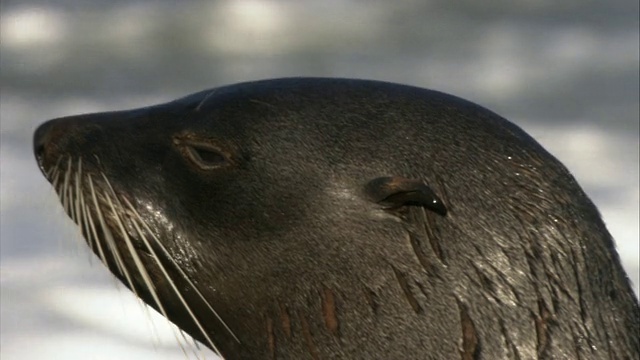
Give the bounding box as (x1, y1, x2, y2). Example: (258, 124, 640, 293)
(173, 136, 232, 170)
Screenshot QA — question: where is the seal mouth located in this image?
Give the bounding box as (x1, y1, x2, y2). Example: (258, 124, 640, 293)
(38, 154, 239, 357)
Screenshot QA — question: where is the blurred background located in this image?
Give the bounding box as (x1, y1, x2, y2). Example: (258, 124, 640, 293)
(1, 1, 638, 359)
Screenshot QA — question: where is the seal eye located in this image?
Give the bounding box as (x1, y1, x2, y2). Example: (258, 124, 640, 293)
(365, 176, 448, 216)
(187, 145, 226, 166)
(177, 140, 230, 170)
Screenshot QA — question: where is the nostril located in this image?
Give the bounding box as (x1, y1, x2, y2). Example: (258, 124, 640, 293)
(35, 142, 45, 161)
(34, 142, 48, 174)
(33, 120, 55, 172)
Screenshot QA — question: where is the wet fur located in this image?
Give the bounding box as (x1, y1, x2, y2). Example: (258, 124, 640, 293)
(34, 78, 639, 359)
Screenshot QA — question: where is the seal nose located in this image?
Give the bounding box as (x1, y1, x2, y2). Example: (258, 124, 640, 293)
(33, 119, 55, 174)
(33, 117, 87, 176)
(33, 114, 111, 178)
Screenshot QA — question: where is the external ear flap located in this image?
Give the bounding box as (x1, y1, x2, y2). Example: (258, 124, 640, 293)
(365, 176, 448, 216)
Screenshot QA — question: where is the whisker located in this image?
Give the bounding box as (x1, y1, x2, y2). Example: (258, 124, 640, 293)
(99, 174, 201, 360)
(185, 331, 207, 360)
(67, 166, 78, 232)
(46, 156, 63, 179)
(104, 190, 156, 298)
(50, 167, 61, 190)
(50, 162, 66, 254)
(88, 175, 137, 292)
(73, 158, 83, 226)
(77, 176, 96, 266)
(178, 328, 206, 360)
(49, 157, 63, 188)
(54, 156, 229, 358)
(67, 158, 87, 256)
(61, 157, 73, 215)
(126, 206, 214, 359)
(195, 89, 217, 112)
(84, 180, 108, 266)
(122, 197, 232, 356)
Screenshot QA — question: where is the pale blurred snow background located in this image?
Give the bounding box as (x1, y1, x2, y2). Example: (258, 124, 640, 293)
(1, 1, 638, 359)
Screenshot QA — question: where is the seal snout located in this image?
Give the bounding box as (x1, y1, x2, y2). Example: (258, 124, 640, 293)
(33, 116, 103, 177)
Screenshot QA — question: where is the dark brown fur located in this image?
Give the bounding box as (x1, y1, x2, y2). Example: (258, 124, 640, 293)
(34, 78, 639, 359)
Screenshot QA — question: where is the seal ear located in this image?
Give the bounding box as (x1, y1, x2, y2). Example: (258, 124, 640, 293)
(364, 176, 447, 216)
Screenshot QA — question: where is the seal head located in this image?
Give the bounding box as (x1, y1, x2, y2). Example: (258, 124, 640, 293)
(34, 78, 639, 359)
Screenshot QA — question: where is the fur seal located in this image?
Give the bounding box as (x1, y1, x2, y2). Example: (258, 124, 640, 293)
(33, 78, 639, 359)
